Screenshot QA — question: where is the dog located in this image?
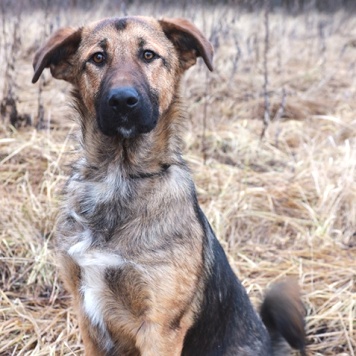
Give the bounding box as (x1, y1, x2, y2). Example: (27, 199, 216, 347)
(32, 16, 306, 355)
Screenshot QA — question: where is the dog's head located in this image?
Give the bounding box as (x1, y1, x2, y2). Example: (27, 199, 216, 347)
(32, 16, 213, 139)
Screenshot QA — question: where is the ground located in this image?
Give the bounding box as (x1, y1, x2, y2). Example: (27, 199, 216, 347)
(0, 2, 355, 355)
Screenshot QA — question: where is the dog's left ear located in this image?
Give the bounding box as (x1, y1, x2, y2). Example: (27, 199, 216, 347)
(159, 18, 213, 72)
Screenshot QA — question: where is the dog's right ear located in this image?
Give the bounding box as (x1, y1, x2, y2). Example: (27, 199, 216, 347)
(32, 27, 82, 84)
(159, 18, 213, 72)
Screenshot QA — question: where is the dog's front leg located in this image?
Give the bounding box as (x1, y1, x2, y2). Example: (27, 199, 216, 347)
(58, 253, 106, 355)
(135, 320, 189, 356)
(79, 318, 106, 356)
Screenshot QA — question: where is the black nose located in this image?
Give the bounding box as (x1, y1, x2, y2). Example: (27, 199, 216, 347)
(107, 87, 139, 112)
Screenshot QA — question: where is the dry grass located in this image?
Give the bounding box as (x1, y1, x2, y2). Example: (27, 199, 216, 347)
(0, 2, 355, 355)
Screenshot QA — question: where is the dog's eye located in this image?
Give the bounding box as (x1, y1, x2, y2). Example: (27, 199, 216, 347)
(91, 52, 106, 65)
(142, 50, 157, 62)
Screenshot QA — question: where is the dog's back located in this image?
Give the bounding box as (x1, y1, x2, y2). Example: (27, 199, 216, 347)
(182, 210, 306, 356)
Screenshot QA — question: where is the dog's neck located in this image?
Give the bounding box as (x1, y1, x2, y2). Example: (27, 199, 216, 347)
(73, 93, 186, 180)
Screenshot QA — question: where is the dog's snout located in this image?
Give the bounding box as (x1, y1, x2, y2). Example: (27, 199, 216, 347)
(98, 82, 158, 137)
(108, 87, 139, 111)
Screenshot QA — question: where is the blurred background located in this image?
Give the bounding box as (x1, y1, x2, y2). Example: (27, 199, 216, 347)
(0, 1, 355, 355)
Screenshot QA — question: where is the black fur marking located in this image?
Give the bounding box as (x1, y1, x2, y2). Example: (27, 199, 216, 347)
(181, 194, 271, 355)
(129, 163, 171, 179)
(161, 56, 169, 69)
(138, 37, 146, 48)
(115, 18, 127, 31)
(81, 61, 87, 72)
(99, 39, 108, 50)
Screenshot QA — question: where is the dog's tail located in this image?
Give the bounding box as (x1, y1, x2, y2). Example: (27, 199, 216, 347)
(260, 279, 307, 356)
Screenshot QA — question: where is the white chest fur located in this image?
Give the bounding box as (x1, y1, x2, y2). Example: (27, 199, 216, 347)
(68, 231, 125, 350)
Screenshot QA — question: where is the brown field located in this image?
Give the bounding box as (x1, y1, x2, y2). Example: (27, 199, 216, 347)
(0, 2, 355, 355)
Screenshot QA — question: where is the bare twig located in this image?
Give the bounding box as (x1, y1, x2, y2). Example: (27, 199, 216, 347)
(274, 87, 287, 148)
(273, 87, 287, 123)
(0, 1, 30, 128)
(36, 0, 51, 130)
(261, 0, 271, 139)
(202, 70, 210, 165)
(121, 1, 128, 16)
(231, 33, 241, 79)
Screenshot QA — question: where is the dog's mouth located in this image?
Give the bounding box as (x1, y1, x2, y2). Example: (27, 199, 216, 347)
(116, 126, 136, 139)
(97, 115, 157, 138)
(116, 121, 157, 139)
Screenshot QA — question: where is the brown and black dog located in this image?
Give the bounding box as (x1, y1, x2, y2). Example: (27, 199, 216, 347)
(32, 16, 306, 356)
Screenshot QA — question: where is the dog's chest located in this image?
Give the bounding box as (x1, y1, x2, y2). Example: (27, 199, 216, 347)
(61, 164, 203, 351)
(66, 228, 196, 351)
